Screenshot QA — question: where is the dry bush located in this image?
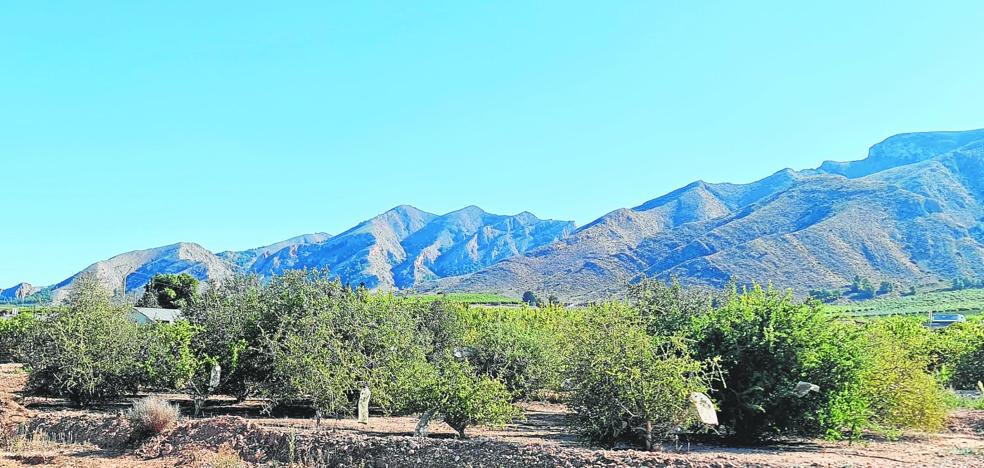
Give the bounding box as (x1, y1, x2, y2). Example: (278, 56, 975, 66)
(186, 443, 246, 468)
(128, 396, 181, 436)
(1, 429, 53, 453)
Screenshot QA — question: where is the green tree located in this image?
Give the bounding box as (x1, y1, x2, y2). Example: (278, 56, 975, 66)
(25, 274, 140, 406)
(182, 274, 265, 404)
(0, 311, 38, 362)
(628, 277, 715, 336)
(137, 273, 200, 309)
(136, 320, 202, 391)
(566, 303, 713, 449)
(463, 312, 562, 400)
(413, 354, 519, 438)
(690, 286, 863, 442)
(521, 291, 538, 306)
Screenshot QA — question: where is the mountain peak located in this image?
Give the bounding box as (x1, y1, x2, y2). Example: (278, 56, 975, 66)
(818, 128, 984, 178)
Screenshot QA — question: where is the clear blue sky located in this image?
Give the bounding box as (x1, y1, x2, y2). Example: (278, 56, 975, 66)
(2, 1, 984, 287)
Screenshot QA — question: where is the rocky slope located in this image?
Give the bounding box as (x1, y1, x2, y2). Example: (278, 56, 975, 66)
(250, 205, 575, 290)
(217, 232, 332, 270)
(437, 129, 984, 302)
(31, 207, 573, 302)
(47, 243, 234, 303)
(0, 283, 37, 302)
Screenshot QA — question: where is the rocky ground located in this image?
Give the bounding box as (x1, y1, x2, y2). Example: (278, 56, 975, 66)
(2, 364, 983, 467)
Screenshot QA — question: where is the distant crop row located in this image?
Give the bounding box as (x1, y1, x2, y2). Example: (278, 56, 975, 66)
(408, 292, 521, 305)
(829, 288, 984, 317)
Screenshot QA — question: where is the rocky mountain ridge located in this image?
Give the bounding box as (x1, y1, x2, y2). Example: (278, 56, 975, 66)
(434, 129, 984, 302)
(10, 206, 574, 303)
(8, 129, 984, 304)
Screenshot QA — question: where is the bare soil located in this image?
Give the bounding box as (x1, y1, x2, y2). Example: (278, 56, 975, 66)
(2, 364, 982, 467)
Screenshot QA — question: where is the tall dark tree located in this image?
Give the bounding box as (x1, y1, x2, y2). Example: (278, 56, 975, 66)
(521, 291, 538, 306)
(136, 273, 199, 309)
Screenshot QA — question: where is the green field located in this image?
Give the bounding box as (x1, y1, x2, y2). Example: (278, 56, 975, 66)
(409, 292, 522, 305)
(828, 288, 984, 317)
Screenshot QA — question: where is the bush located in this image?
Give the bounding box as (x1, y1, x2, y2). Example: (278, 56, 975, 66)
(855, 317, 947, 434)
(414, 354, 520, 438)
(183, 275, 265, 403)
(460, 309, 563, 400)
(25, 274, 141, 406)
(628, 277, 715, 336)
(136, 273, 199, 309)
(566, 303, 712, 449)
(936, 320, 984, 389)
(690, 286, 863, 443)
(128, 396, 181, 436)
(136, 321, 201, 391)
(820, 316, 948, 439)
(0, 311, 38, 363)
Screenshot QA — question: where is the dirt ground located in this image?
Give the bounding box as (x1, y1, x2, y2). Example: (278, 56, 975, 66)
(2, 363, 983, 467)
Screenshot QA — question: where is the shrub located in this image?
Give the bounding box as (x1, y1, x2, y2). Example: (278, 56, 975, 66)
(461, 310, 562, 400)
(136, 273, 199, 309)
(821, 316, 948, 439)
(25, 274, 141, 406)
(857, 318, 947, 434)
(936, 320, 984, 389)
(566, 303, 712, 449)
(0, 311, 38, 363)
(414, 354, 520, 438)
(628, 277, 715, 336)
(136, 321, 201, 391)
(183, 275, 265, 403)
(128, 396, 181, 436)
(690, 286, 864, 443)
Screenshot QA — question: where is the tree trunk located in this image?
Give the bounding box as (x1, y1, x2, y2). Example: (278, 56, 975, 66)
(451, 421, 468, 439)
(645, 420, 653, 451)
(358, 386, 371, 424)
(193, 396, 206, 418)
(414, 408, 437, 437)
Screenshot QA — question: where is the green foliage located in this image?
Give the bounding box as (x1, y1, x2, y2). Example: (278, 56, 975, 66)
(412, 293, 520, 305)
(521, 291, 538, 306)
(459, 307, 563, 400)
(877, 281, 895, 295)
(937, 320, 984, 389)
(137, 273, 200, 309)
(808, 288, 842, 303)
(851, 275, 876, 299)
(25, 274, 141, 406)
(820, 316, 948, 440)
(829, 288, 984, 317)
(182, 275, 265, 402)
(628, 277, 715, 336)
(565, 303, 712, 449)
(951, 276, 984, 291)
(853, 317, 948, 434)
(8, 270, 964, 446)
(136, 321, 201, 391)
(0, 311, 38, 362)
(415, 354, 520, 438)
(690, 286, 863, 442)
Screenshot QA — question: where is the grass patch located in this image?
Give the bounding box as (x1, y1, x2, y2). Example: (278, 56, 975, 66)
(828, 289, 984, 318)
(409, 293, 522, 305)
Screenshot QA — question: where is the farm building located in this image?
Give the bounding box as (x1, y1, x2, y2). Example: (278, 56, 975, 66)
(129, 307, 182, 324)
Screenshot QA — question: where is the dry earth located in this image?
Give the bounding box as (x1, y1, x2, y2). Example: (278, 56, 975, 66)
(1, 364, 982, 467)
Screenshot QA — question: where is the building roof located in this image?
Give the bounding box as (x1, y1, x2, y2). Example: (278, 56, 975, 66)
(132, 307, 183, 323)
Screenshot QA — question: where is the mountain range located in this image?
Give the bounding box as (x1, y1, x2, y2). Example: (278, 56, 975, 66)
(6, 128, 984, 304)
(433, 129, 984, 302)
(7, 207, 574, 303)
